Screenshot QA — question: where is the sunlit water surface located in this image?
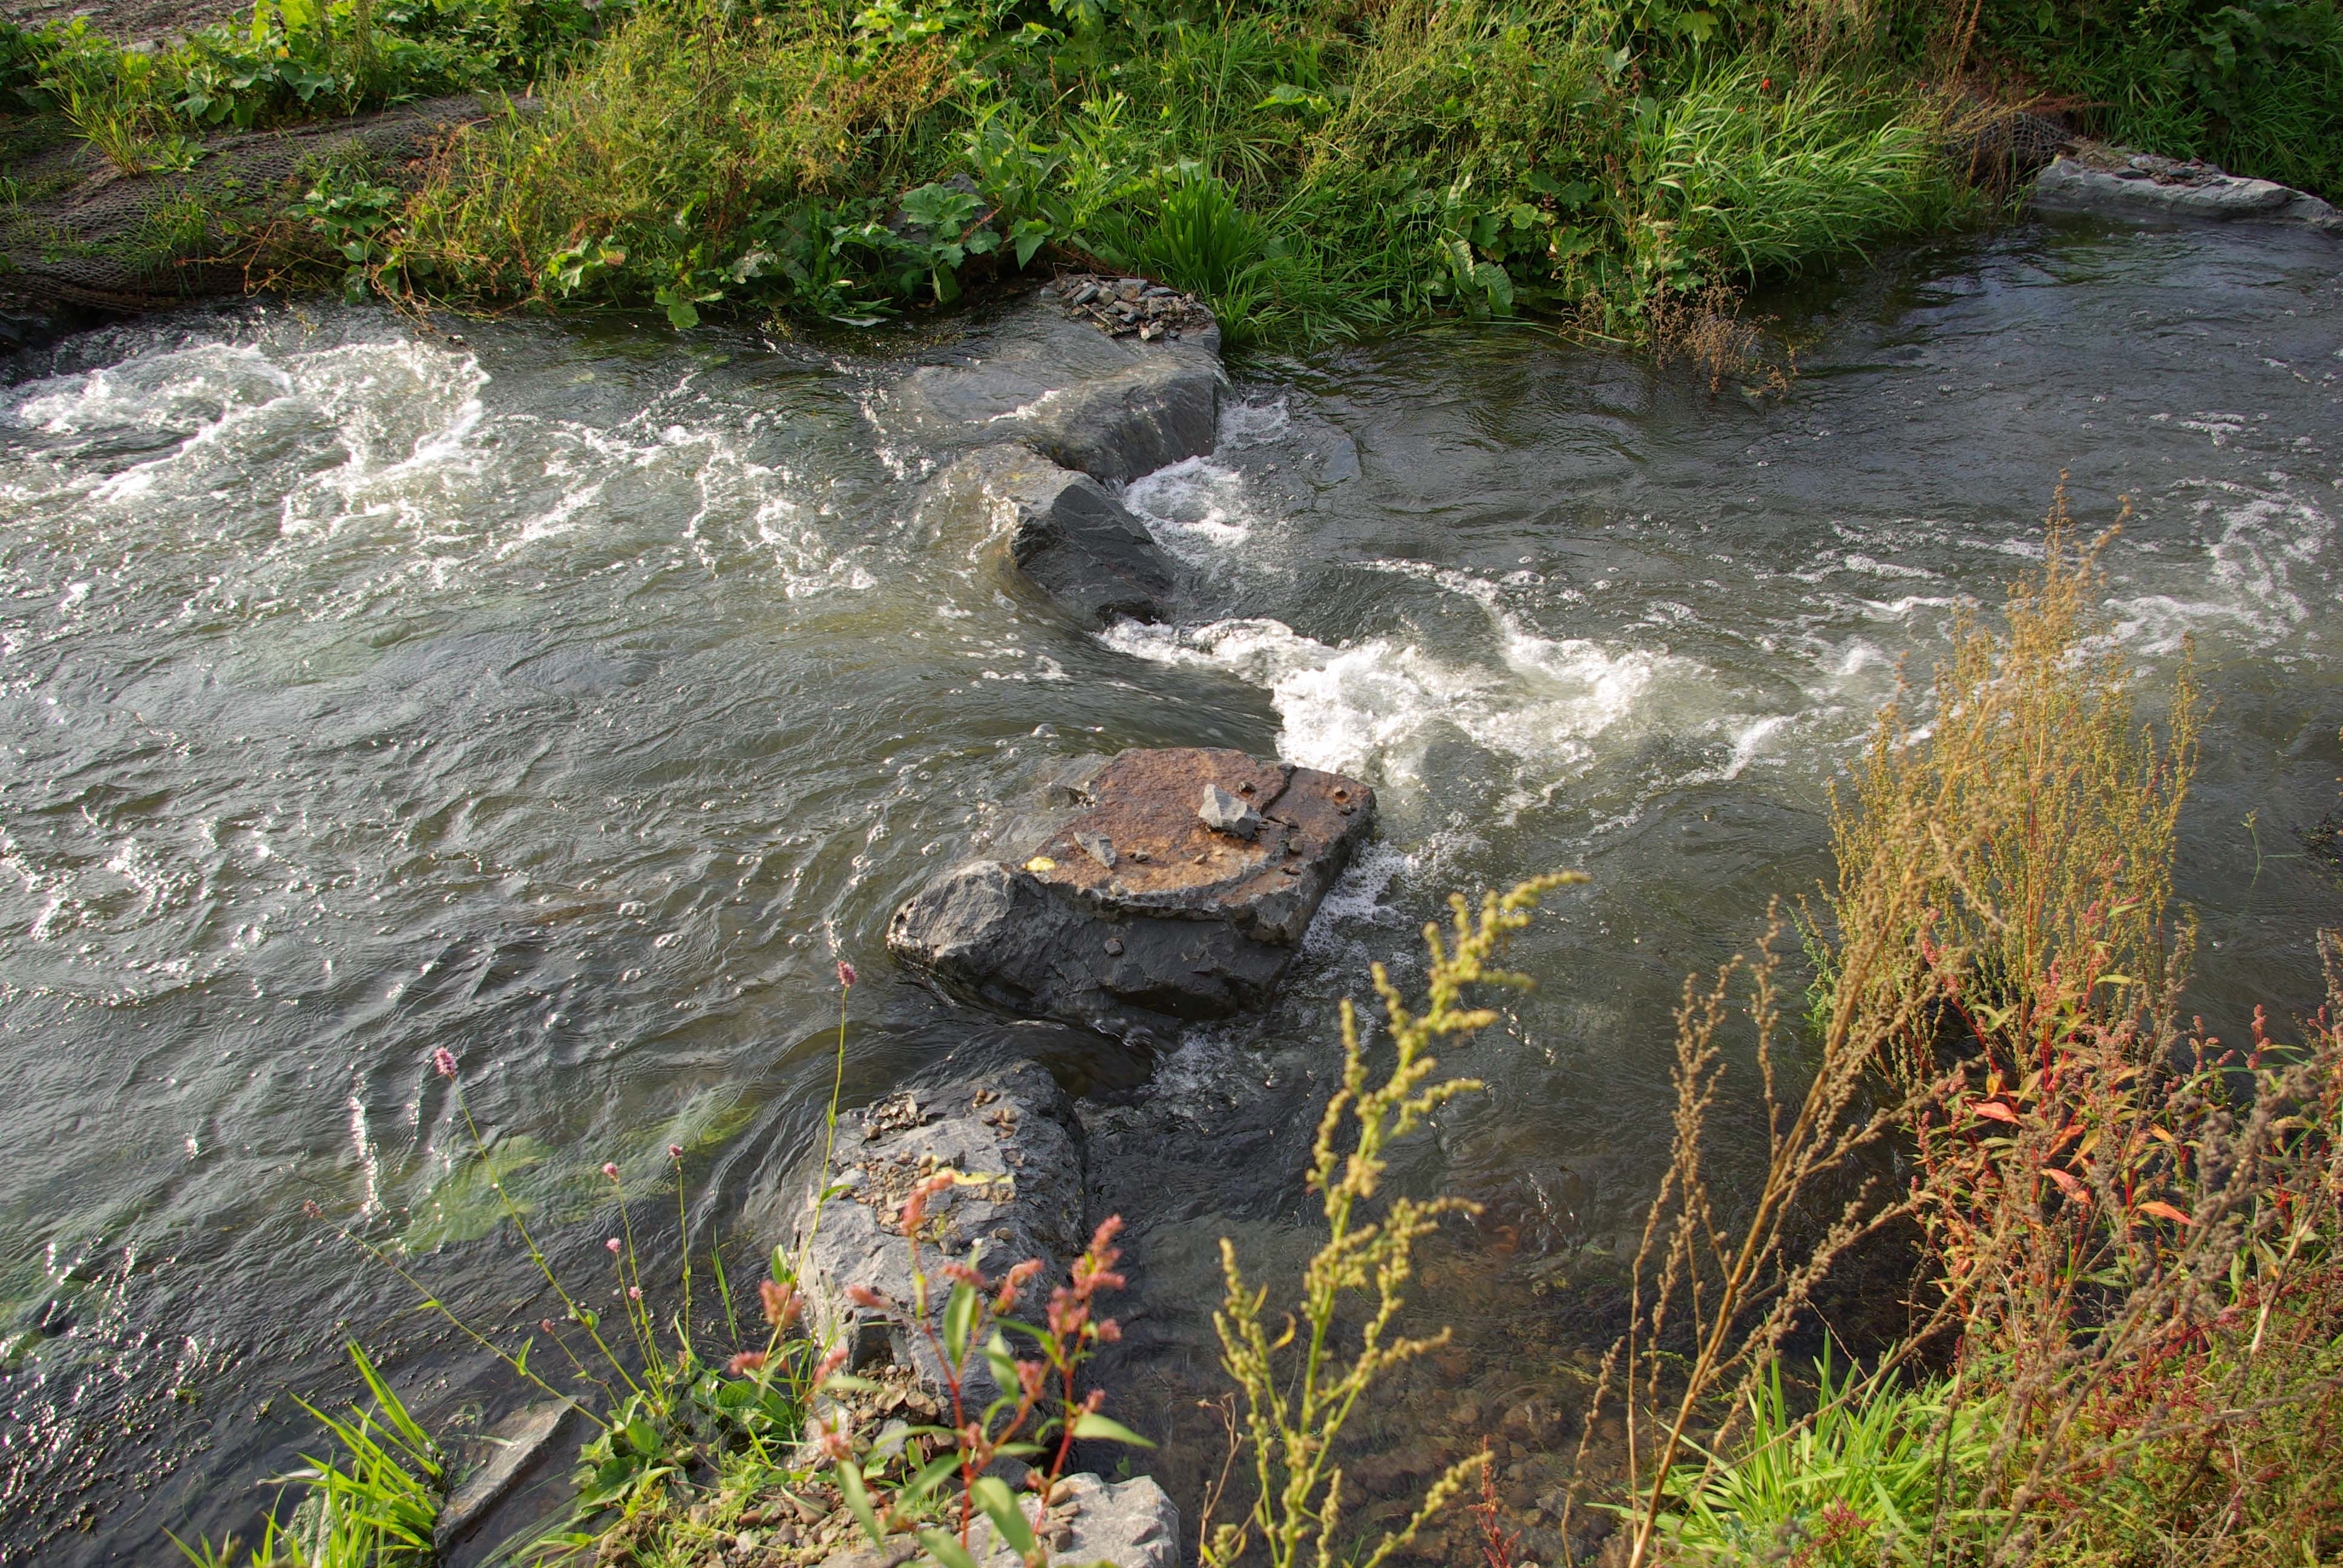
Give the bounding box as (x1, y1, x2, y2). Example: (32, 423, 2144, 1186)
(2, 214, 2338, 1563)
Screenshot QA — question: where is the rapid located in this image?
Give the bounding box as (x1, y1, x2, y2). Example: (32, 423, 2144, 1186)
(2, 211, 2337, 1561)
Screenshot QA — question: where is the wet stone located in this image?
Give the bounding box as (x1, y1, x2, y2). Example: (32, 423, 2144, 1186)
(922, 443, 1176, 627)
(886, 748, 1377, 1044)
(756, 1060, 1085, 1407)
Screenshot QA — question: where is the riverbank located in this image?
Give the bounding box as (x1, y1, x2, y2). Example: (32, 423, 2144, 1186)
(2, 0, 2339, 350)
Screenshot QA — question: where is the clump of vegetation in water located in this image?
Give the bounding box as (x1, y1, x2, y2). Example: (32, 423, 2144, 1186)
(1575, 499, 2343, 1568)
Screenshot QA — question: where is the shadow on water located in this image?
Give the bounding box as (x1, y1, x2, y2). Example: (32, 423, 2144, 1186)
(1, 207, 2338, 1562)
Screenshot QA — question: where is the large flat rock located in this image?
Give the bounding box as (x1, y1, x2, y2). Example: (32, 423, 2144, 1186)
(881, 288, 1221, 486)
(888, 748, 1375, 1044)
(925, 443, 1176, 627)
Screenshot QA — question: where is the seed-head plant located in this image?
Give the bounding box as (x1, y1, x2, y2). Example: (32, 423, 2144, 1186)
(1609, 490, 2343, 1568)
(1198, 873, 1584, 1568)
(1827, 484, 2201, 1094)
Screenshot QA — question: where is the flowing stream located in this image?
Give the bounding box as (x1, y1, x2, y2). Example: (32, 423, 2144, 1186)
(3, 213, 2339, 1563)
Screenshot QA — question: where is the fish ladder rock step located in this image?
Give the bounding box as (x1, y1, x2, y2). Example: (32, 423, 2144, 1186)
(887, 748, 1376, 1046)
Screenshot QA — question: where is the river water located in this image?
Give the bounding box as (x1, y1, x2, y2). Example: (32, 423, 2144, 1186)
(2, 214, 2338, 1563)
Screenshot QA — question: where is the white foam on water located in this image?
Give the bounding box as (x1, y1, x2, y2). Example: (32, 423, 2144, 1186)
(1216, 397, 1291, 445)
(4, 326, 880, 610)
(10, 342, 297, 438)
(1101, 612, 1692, 789)
(1121, 457, 1256, 560)
(2108, 481, 2333, 656)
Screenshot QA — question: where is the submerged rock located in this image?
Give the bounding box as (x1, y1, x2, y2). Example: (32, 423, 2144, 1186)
(887, 748, 1376, 1044)
(925, 443, 1176, 627)
(2033, 149, 2342, 234)
(433, 1400, 576, 1554)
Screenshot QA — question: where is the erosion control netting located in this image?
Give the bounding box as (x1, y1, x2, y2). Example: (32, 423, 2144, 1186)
(0, 95, 485, 311)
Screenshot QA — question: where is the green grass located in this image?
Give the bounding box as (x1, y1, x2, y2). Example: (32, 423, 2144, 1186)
(10, 0, 2342, 345)
(1648, 1352, 1994, 1567)
(172, 1345, 445, 1568)
(321, 0, 1979, 350)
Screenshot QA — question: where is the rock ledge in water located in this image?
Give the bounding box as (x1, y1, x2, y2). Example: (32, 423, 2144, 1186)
(885, 289, 1221, 488)
(888, 748, 1375, 1044)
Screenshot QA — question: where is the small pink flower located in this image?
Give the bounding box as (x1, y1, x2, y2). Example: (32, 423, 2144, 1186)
(845, 1284, 890, 1310)
(994, 1258, 1043, 1314)
(813, 1414, 853, 1463)
(837, 959, 856, 988)
(728, 1350, 768, 1374)
(812, 1344, 850, 1387)
(430, 1047, 457, 1079)
(601, 1161, 620, 1181)
(540, 1319, 556, 1334)
(628, 1285, 641, 1301)
(606, 1237, 622, 1255)
(760, 1279, 801, 1330)
(667, 1143, 683, 1160)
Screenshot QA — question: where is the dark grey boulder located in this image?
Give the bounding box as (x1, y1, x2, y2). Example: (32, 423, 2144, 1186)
(882, 290, 1220, 486)
(926, 443, 1176, 627)
(888, 748, 1377, 1045)
(767, 1059, 1087, 1406)
(2033, 152, 2341, 233)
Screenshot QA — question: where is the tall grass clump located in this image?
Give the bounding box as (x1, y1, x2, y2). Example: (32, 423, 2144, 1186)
(389, 1, 958, 322)
(174, 1346, 445, 1568)
(1601, 489, 2343, 1568)
(1627, 62, 1961, 287)
(1826, 488, 2200, 1092)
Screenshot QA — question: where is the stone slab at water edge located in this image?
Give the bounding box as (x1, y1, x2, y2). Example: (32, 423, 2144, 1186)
(887, 748, 1376, 1045)
(2032, 146, 2342, 234)
(763, 1059, 1086, 1404)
